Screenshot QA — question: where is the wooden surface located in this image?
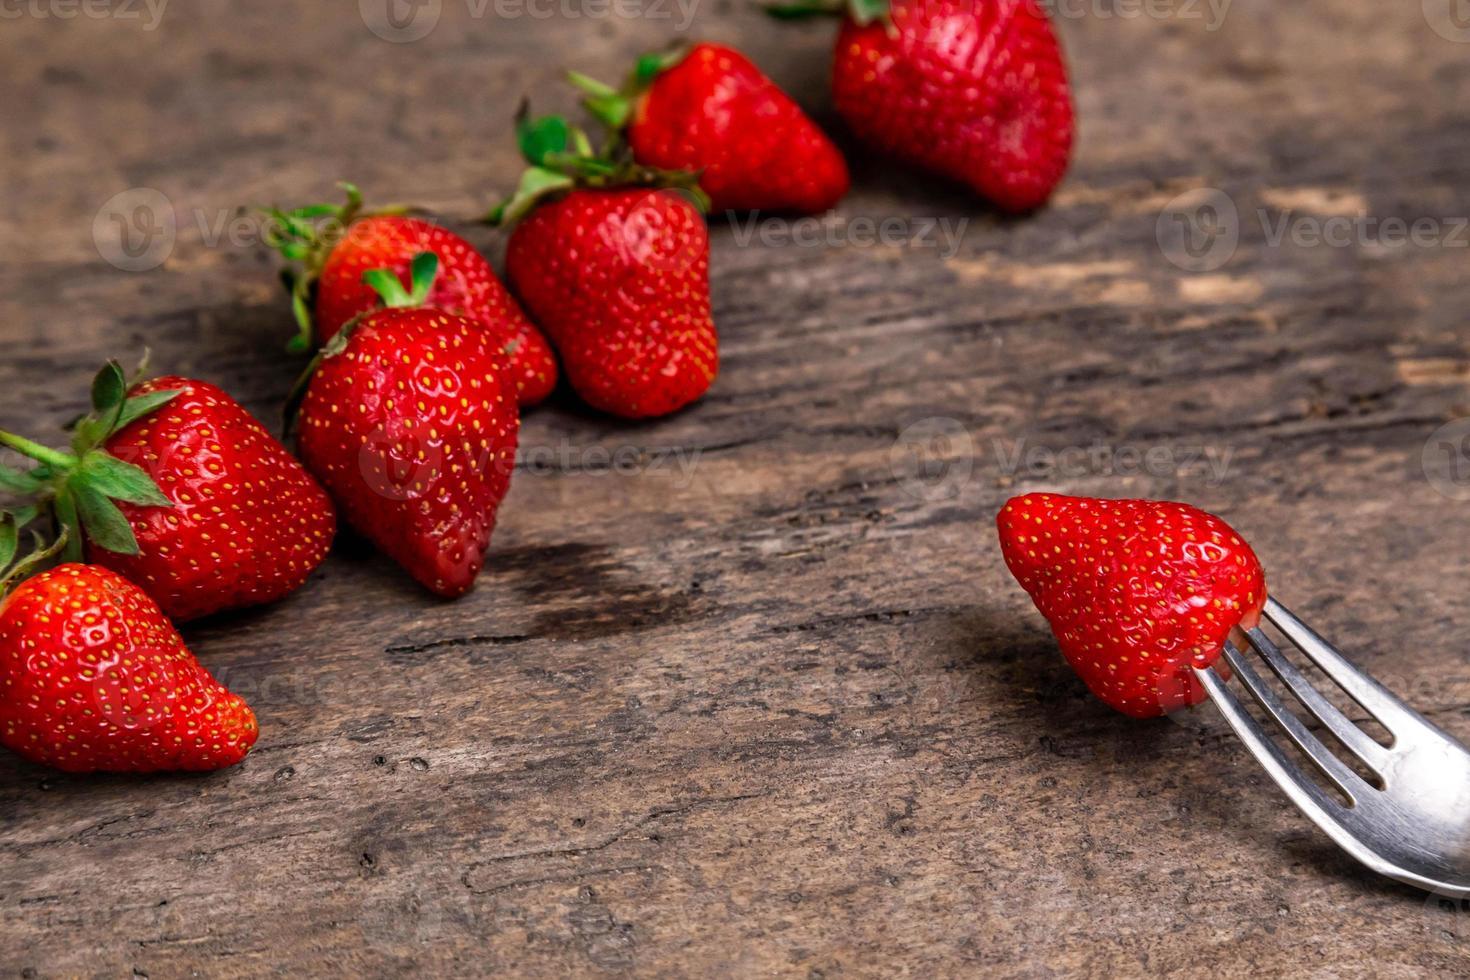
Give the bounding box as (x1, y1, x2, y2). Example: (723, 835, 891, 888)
(3, 1, 1470, 976)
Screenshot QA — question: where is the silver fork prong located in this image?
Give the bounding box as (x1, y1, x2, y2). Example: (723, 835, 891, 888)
(1241, 626, 1391, 776)
(1193, 663, 1456, 893)
(1195, 663, 1358, 819)
(1197, 596, 1470, 898)
(1220, 642, 1364, 801)
(1263, 597, 1418, 736)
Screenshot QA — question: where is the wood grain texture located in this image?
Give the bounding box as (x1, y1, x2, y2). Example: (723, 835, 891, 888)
(2, 1, 1469, 976)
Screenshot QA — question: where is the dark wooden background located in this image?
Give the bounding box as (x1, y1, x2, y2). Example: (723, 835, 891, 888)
(3, 0, 1469, 975)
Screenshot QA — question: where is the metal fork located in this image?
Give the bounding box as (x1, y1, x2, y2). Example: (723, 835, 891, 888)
(1193, 596, 1470, 897)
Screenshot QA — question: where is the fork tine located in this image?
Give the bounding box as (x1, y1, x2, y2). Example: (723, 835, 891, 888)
(1194, 664, 1448, 894)
(1220, 642, 1364, 801)
(1240, 627, 1390, 776)
(1195, 664, 1357, 821)
(1263, 597, 1419, 736)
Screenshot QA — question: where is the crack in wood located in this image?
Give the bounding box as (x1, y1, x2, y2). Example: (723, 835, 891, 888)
(461, 793, 764, 892)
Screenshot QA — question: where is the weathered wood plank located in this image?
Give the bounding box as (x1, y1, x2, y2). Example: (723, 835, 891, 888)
(2, 0, 1469, 976)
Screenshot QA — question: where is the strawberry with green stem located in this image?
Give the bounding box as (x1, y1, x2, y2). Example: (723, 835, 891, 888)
(489, 107, 719, 419)
(290, 251, 520, 598)
(0, 360, 335, 622)
(769, 0, 1074, 213)
(265, 182, 558, 406)
(0, 531, 259, 774)
(568, 42, 849, 214)
(0, 361, 185, 566)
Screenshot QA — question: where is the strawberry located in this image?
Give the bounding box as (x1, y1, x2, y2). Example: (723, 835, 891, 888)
(0, 544, 258, 773)
(293, 253, 519, 597)
(489, 110, 719, 419)
(0, 362, 334, 622)
(772, 0, 1073, 212)
(997, 493, 1266, 718)
(569, 42, 850, 214)
(265, 184, 557, 406)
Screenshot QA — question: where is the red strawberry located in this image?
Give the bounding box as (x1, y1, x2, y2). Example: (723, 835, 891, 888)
(266, 185, 557, 406)
(570, 42, 850, 214)
(0, 561, 258, 774)
(95, 377, 336, 621)
(491, 112, 718, 419)
(775, 0, 1073, 212)
(294, 255, 519, 597)
(997, 493, 1266, 718)
(0, 363, 334, 622)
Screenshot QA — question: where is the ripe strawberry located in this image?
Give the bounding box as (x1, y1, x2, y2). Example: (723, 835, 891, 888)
(569, 42, 850, 214)
(294, 254, 519, 597)
(773, 0, 1073, 212)
(265, 184, 557, 406)
(0, 558, 258, 774)
(997, 493, 1266, 718)
(490, 111, 718, 419)
(0, 362, 334, 622)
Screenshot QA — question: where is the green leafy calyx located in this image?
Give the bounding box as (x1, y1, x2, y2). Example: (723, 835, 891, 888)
(565, 43, 691, 133)
(362, 251, 440, 310)
(260, 182, 413, 355)
(486, 101, 710, 227)
(0, 359, 178, 565)
(0, 525, 68, 600)
(280, 252, 441, 439)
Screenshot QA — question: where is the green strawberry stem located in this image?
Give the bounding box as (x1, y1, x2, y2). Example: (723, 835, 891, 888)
(0, 431, 72, 471)
(0, 512, 19, 573)
(486, 101, 710, 227)
(565, 43, 691, 139)
(362, 251, 439, 309)
(764, 0, 889, 25)
(281, 252, 441, 438)
(0, 361, 180, 564)
(260, 182, 415, 355)
(0, 526, 68, 598)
